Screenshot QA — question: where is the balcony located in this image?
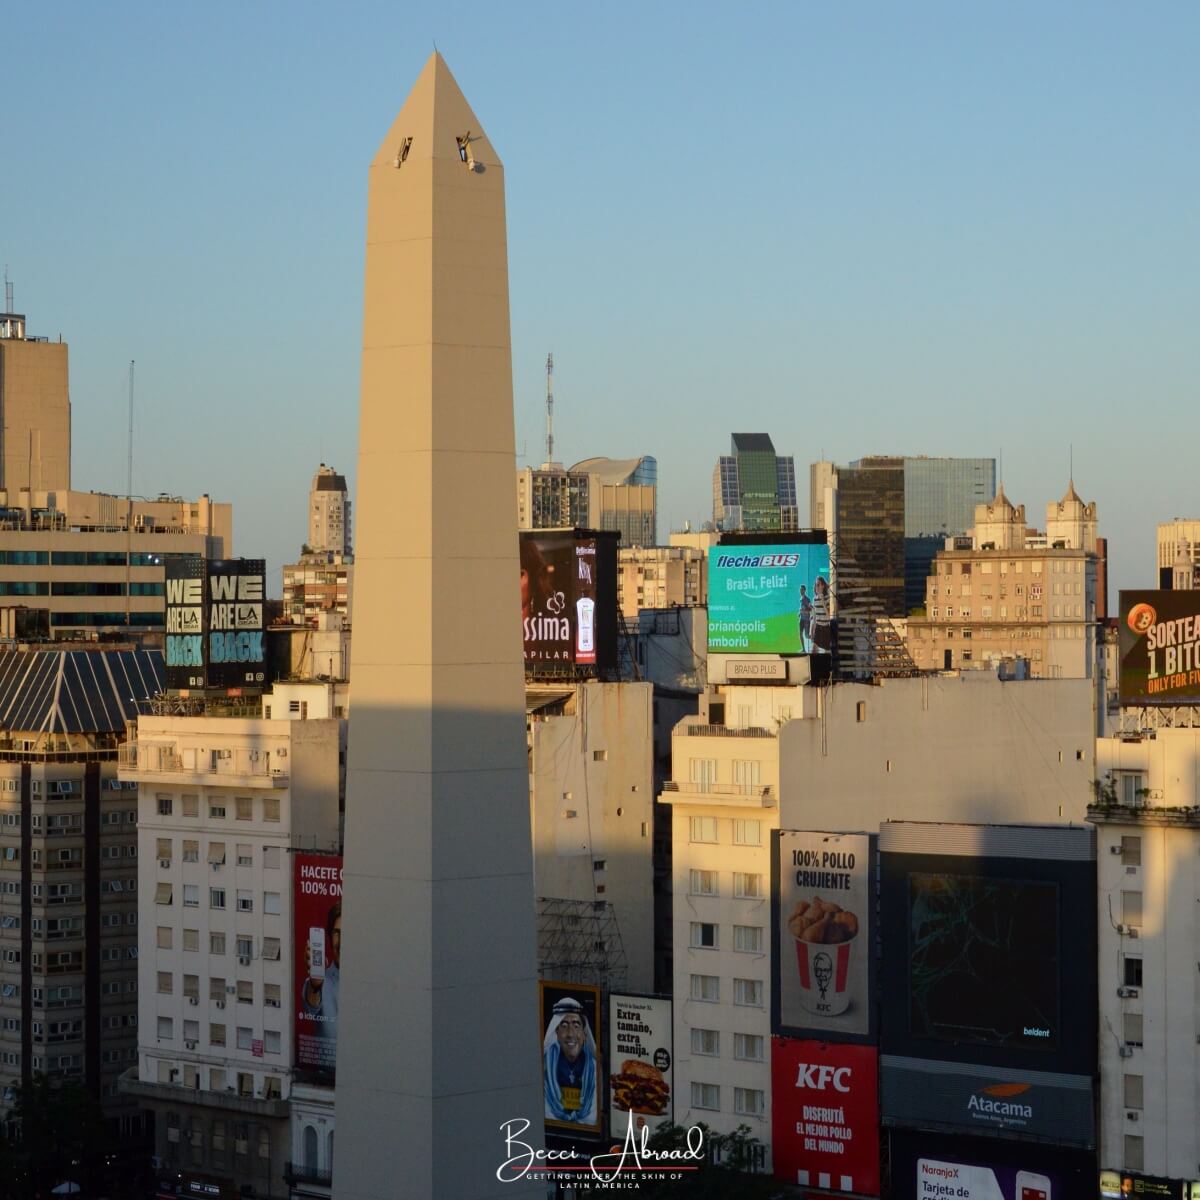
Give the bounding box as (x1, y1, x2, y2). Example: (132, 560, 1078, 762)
(284, 1162, 333, 1188)
(119, 743, 288, 788)
(660, 781, 775, 809)
(683, 724, 775, 738)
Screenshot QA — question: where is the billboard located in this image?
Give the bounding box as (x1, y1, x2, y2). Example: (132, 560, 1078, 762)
(1119, 590, 1200, 706)
(521, 532, 618, 675)
(164, 557, 267, 691)
(708, 542, 831, 656)
(908, 872, 1059, 1051)
(540, 979, 603, 1135)
(771, 1038, 880, 1197)
(773, 831, 874, 1041)
(1101, 1173, 1200, 1200)
(607, 993, 673, 1136)
(293, 853, 343, 1080)
(916, 1158, 1063, 1200)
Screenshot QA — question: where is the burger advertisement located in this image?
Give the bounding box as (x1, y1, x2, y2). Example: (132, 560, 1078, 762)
(1119, 589, 1200, 706)
(607, 993, 673, 1136)
(773, 831, 875, 1041)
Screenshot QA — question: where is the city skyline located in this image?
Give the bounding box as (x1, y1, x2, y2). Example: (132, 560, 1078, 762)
(5, 2, 1196, 596)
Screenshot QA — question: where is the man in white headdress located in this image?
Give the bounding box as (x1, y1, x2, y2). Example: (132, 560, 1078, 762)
(543, 996, 598, 1124)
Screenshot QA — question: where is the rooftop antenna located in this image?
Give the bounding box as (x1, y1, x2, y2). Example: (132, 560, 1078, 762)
(3, 266, 11, 314)
(545, 352, 554, 467)
(126, 361, 134, 629)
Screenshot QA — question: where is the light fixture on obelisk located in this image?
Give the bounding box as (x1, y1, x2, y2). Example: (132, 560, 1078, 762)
(333, 54, 542, 1199)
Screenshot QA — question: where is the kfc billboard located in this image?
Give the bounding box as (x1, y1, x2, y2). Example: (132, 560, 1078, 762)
(773, 831, 875, 1042)
(608, 993, 673, 1137)
(521, 531, 618, 676)
(772, 1038, 880, 1197)
(293, 853, 342, 1080)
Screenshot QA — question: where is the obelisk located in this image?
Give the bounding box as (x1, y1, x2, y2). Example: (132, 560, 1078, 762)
(334, 54, 543, 1199)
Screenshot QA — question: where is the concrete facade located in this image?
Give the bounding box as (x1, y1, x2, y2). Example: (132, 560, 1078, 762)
(1091, 730, 1200, 1178)
(334, 54, 542, 1200)
(307, 465, 351, 558)
(120, 713, 341, 1199)
(0, 322, 71, 493)
(617, 545, 706, 620)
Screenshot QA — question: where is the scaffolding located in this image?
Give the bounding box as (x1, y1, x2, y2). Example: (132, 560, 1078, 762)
(537, 896, 628, 991)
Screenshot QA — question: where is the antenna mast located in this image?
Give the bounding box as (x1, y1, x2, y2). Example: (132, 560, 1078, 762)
(545, 352, 554, 467)
(126, 361, 134, 629)
(3, 266, 11, 315)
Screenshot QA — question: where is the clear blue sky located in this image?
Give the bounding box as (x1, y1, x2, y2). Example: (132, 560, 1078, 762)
(5, 1, 1197, 597)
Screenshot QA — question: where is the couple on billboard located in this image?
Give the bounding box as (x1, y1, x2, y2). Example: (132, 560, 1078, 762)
(798, 576, 831, 655)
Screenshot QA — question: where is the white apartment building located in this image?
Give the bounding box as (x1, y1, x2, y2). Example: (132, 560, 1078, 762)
(120, 707, 341, 1199)
(306, 465, 351, 558)
(664, 673, 1097, 1169)
(1092, 729, 1200, 1179)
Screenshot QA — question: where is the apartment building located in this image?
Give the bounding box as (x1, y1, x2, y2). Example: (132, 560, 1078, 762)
(616, 545, 706, 620)
(0, 647, 161, 1135)
(306, 466, 351, 558)
(1091, 729, 1200, 1180)
(0, 489, 232, 638)
(120, 704, 342, 1199)
(906, 483, 1099, 678)
(517, 455, 658, 547)
(281, 557, 353, 627)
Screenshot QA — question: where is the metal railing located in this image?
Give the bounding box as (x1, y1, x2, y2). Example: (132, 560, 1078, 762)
(284, 1162, 333, 1187)
(662, 781, 773, 798)
(683, 724, 775, 738)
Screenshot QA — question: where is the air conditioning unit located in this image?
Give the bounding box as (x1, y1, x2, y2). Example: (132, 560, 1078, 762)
(185, 1040, 196, 1050)
(238, 955, 251, 965)
(1128, 927, 1141, 939)
(1119, 1045, 1135, 1058)
(1127, 1111, 1139, 1121)
(158, 859, 171, 869)
(1117, 986, 1139, 999)
(226, 985, 236, 994)
(1109, 845, 1123, 855)
(188, 997, 198, 1006)
(215, 1000, 225, 1009)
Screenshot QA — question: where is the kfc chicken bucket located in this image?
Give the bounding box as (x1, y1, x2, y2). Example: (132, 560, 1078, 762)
(787, 896, 858, 1017)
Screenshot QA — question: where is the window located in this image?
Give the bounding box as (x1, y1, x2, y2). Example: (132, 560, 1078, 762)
(209, 802, 226, 820)
(1121, 774, 1145, 806)
(691, 1028, 719, 1056)
(157, 972, 173, 995)
(237, 845, 252, 867)
(180, 928, 199, 953)
(182, 794, 199, 818)
(263, 892, 281, 916)
(262, 798, 280, 822)
(157, 1017, 173, 1040)
(237, 981, 253, 1004)
(262, 937, 281, 961)
(183, 975, 200, 1000)
(1120, 835, 1142, 866)
(689, 870, 717, 897)
(1123, 1013, 1143, 1047)
(236, 797, 252, 821)
(689, 974, 719, 1003)
(157, 795, 173, 816)
(264, 1030, 281, 1054)
(210, 932, 226, 955)
(690, 1082, 720, 1111)
(1124, 1134, 1143, 1170)
(689, 759, 717, 788)
(237, 1027, 254, 1050)
(263, 845, 280, 870)
(237, 891, 253, 913)
(733, 873, 763, 899)
(210, 978, 226, 1001)
(1122, 891, 1143, 928)
(733, 925, 763, 953)
(210, 888, 226, 910)
(732, 819, 761, 846)
(1124, 957, 1143, 988)
(1124, 1074, 1143, 1109)
(733, 978, 763, 1007)
(183, 885, 199, 908)
(157, 926, 173, 950)
(690, 922, 718, 950)
(689, 816, 718, 844)
(734, 1033, 764, 1061)
(183, 1019, 200, 1043)
(236, 936, 253, 959)
(155, 883, 173, 906)
(182, 840, 199, 863)
(156, 838, 172, 861)
(208, 842, 226, 865)
(734, 1088, 765, 1117)
(264, 982, 281, 1007)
